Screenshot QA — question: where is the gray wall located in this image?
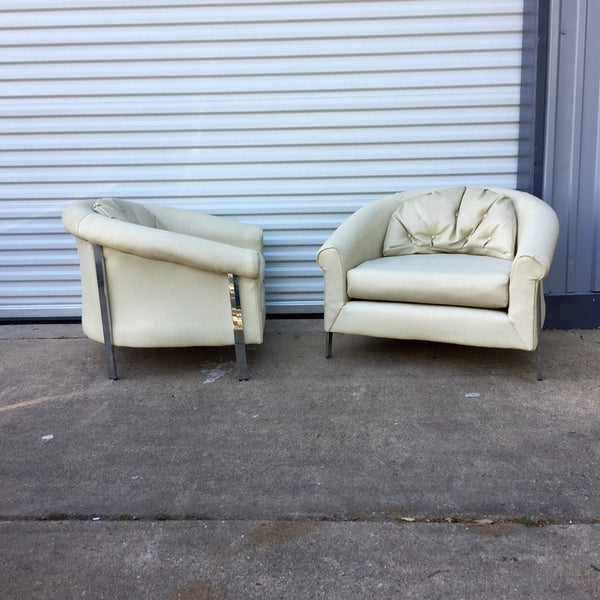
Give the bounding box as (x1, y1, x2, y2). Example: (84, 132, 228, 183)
(544, 0, 600, 298)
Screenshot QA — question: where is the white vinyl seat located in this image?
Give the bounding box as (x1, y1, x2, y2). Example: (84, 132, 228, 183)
(317, 186, 559, 379)
(63, 198, 266, 380)
(347, 254, 512, 309)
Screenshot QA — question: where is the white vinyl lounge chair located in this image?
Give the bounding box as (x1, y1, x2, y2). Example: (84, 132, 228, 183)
(317, 186, 559, 379)
(63, 198, 265, 380)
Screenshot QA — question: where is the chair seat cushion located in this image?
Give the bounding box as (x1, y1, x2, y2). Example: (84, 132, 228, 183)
(347, 254, 512, 309)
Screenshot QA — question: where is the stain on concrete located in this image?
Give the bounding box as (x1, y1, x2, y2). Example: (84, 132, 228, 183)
(564, 561, 600, 599)
(202, 364, 232, 384)
(247, 520, 316, 547)
(342, 510, 364, 522)
(469, 523, 515, 538)
(167, 579, 224, 600)
(379, 505, 413, 522)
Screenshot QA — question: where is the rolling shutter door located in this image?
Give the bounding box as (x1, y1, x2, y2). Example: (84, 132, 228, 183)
(0, 0, 529, 318)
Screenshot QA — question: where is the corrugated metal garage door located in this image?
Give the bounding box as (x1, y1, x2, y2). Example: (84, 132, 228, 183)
(0, 0, 529, 318)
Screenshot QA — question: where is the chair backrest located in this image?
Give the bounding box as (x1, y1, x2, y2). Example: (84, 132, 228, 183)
(382, 186, 517, 260)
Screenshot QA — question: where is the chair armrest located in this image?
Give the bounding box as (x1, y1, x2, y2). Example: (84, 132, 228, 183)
(507, 195, 559, 347)
(147, 204, 263, 253)
(317, 192, 402, 329)
(510, 197, 559, 282)
(317, 192, 404, 273)
(73, 213, 262, 279)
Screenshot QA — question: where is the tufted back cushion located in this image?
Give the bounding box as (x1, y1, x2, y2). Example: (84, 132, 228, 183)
(382, 186, 517, 260)
(92, 197, 163, 229)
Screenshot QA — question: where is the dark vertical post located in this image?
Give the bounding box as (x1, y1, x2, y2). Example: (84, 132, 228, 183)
(517, 0, 550, 194)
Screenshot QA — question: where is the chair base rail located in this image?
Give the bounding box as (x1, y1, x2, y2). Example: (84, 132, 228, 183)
(536, 282, 543, 381)
(93, 244, 118, 380)
(228, 273, 249, 381)
(325, 327, 545, 381)
(93, 246, 250, 381)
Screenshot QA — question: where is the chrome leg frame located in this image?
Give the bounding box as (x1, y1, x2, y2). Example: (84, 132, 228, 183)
(325, 332, 333, 359)
(536, 282, 543, 381)
(93, 244, 118, 380)
(228, 273, 249, 381)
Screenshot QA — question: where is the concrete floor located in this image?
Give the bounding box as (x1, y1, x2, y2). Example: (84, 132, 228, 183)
(1, 320, 599, 599)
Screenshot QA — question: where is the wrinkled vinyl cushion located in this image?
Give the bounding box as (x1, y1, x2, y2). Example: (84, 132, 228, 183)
(383, 186, 517, 260)
(347, 254, 512, 309)
(92, 197, 162, 229)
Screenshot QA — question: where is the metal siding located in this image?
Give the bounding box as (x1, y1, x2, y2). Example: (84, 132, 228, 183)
(0, 0, 527, 318)
(581, 0, 600, 292)
(544, 0, 600, 294)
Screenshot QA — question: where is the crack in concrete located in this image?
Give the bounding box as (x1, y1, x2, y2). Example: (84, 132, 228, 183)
(1, 514, 599, 526)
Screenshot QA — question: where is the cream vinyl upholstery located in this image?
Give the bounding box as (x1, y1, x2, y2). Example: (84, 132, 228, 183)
(63, 198, 266, 380)
(317, 186, 559, 377)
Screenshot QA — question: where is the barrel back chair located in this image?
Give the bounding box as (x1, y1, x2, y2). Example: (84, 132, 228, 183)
(317, 186, 559, 379)
(63, 198, 265, 380)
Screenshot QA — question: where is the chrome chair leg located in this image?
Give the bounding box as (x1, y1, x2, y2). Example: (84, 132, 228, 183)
(93, 244, 118, 380)
(536, 283, 543, 381)
(228, 273, 249, 381)
(325, 332, 333, 358)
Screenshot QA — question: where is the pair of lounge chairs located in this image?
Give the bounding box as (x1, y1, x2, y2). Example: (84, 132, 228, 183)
(62, 186, 559, 381)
